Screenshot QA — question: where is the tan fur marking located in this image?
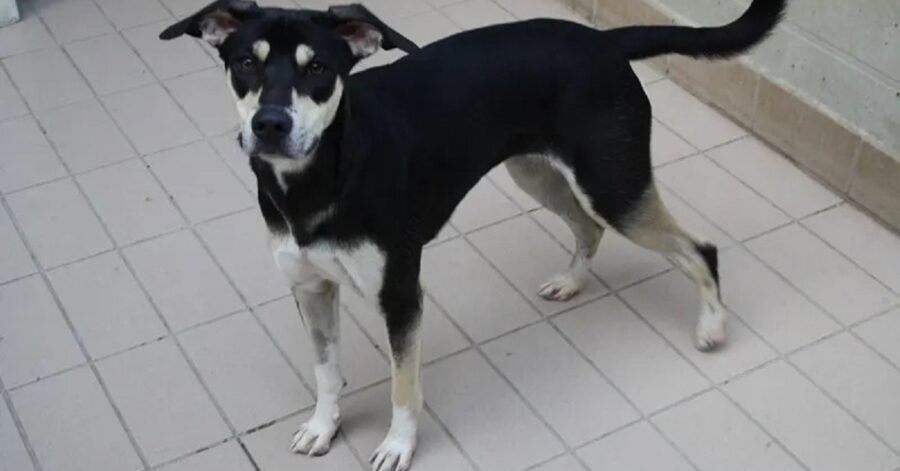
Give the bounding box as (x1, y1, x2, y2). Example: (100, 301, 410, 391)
(253, 40, 270, 61)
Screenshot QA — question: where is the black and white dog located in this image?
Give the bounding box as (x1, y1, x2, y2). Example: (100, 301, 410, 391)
(160, 1, 785, 469)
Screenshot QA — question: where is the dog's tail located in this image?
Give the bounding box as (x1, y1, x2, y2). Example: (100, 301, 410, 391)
(613, 0, 786, 60)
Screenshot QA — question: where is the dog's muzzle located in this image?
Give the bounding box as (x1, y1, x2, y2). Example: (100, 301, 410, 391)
(252, 106, 293, 150)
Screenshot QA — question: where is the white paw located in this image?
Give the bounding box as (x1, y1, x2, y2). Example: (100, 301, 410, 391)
(290, 413, 341, 456)
(538, 273, 583, 301)
(695, 312, 727, 351)
(370, 431, 416, 471)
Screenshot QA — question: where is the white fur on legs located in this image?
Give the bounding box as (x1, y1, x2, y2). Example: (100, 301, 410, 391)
(292, 348, 343, 456)
(370, 406, 418, 471)
(538, 272, 583, 301)
(695, 303, 727, 351)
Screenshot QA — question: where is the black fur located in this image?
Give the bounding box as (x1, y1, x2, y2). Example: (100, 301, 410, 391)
(161, 0, 784, 353)
(696, 242, 720, 286)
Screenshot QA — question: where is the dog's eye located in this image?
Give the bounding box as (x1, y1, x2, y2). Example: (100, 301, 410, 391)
(235, 57, 256, 72)
(307, 60, 325, 75)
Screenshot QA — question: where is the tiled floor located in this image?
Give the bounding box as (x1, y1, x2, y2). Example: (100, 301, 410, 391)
(2, 0, 899, 470)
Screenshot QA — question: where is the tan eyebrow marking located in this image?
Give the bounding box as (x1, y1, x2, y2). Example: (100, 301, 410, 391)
(253, 40, 271, 61)
(295, 44, 314, 67)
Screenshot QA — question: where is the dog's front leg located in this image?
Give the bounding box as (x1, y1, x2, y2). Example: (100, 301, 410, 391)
(371, 259, 423, 471)
(290, 278, 344, 456)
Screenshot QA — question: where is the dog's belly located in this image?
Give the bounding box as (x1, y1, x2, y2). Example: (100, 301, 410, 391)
(271, 234, 386, 299)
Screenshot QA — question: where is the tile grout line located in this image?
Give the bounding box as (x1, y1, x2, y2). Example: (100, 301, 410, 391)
(32, 9, 270, 468)
(654, 150, 900, 461)
(486, 162, 815, 469)
(0, 374, 44, 471)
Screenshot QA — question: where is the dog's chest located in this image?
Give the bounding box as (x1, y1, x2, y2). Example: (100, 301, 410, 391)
(271, 234, 386, 299)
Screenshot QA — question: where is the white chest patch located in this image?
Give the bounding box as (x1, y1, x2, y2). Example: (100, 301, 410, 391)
(272, 234, 386, 299)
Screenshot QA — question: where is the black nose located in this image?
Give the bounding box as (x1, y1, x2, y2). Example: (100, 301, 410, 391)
(252, 107, 292, 145)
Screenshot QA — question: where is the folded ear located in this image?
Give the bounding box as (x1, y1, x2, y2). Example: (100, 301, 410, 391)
(159, 0, 260, 46)
(326, 4, 420, 58)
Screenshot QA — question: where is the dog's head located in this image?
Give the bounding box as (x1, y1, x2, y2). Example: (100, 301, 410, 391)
(160, 1, 417, 161)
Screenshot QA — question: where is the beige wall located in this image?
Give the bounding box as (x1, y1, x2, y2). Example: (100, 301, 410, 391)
(645, 0, 900, 162)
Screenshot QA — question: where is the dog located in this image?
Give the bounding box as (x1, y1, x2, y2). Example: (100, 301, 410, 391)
(160, 1, 786, 469)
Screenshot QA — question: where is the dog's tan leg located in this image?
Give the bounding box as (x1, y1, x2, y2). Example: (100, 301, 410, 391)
(290, 278, 344, 456)
(371, 318, 422, 471)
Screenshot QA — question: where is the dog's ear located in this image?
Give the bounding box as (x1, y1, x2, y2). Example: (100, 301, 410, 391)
(325, 4, 419, 58)
(159, 0, 260, 46)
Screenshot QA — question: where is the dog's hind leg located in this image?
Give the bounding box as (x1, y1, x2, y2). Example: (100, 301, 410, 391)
(505, 155, 604, 301)
(290, 278, 344, 456)
(612, 184, 726, 350)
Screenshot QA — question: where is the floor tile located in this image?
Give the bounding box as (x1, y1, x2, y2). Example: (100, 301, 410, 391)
(658, 155, 790, 240)
(0, 275, 83, 388)
(359, 0, 434, 22)
(747, 224, 897, 325)
(344, 289, 470, 364)
(255, 297, 389, 393)
(147, 141, 252, 222)
(66, 33, 154, 95)
(37, 99, 136, 173)
(97, 339, 231, 466)
(158, 442, 253, 471)
(166, 68, 238, 136)
(553, 296, 709, 413)
(488, 163, 541, 211)
(426, 222, 458, 247)
(0, 205, 35, 284)
(196, 210, 290, 306)
(423, 350, 564, 470)
(707, 136, 840, 218)
(804, 204, 900, 293)
(450, 179, 521, 232)
(632, 61, 664, 85)
(7, 178, 112, 268)
(657, 186, 735, 248)
(394, 9, 460, 46)
(483, 323, 639, 446)
(180, 312, 312, 432)
(0, 115, 66, 193)
(646, 80, 746, 150)
(653, 390, 803, 471)
(792, 333, 900, 452)
(11, 366, 142, 471)
(209, 134, 256, 192)
(124, 230, 243, 330)
(422, 238, 540, 342)
(158, 0, 216, 17)
(47, 252, 165, 359)
(124, 20, 215, 80)
(442, 0, 515, 30)
(0, 398, 34, 471)
(724, 361, 900, 471)
(651, 119, 697, 167)
(94, 0, 171, 30)
(495, 0, 583, 21)
(0, 66, 28, 121)
(102, 83, 201, 154)
(576, 421, 694, 471)
(340, 384, 475, 471)
(531, 454, 586, 471)
(469, 215, 606, 315)
(36, 0, 113, 44)
(621, 270, 776, 382)
(854, 308, 900, 368)
(0, 17, 55, 58)
(244, 418, 365, 471)
(3, 48, 92, 111)
(720, 247, 840, 353)
(78, 159, 184, 245)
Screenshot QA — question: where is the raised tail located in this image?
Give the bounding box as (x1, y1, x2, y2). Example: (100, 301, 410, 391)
(612, 0, 786, 60)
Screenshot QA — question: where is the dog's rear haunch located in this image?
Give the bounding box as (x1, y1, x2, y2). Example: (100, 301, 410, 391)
(160, 1, 785, 469)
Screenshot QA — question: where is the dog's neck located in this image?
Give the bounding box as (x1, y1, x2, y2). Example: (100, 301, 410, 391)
(251, 98, 365, 245)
